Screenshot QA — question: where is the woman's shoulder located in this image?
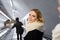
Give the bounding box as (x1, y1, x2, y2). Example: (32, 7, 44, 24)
(52, 23, 60, 33)
(28, 29, 43, 34)
(55, 23, 60, 29)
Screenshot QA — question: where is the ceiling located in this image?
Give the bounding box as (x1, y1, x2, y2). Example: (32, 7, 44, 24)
(0, 0, 29, 22)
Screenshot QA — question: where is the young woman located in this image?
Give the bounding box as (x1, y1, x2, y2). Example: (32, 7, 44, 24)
(24, 9, 45, 40)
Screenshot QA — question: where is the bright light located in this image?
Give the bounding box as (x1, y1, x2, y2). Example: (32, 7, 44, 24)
(0, 10, 11, 20)
(10, 0, 13, 7)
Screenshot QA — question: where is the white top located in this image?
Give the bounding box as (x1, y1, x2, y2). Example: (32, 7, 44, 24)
(52, 23, 60, 40)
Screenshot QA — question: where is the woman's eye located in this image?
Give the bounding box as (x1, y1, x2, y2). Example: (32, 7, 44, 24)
(32, 15, 35, 17)
(29, 14, 31, 16)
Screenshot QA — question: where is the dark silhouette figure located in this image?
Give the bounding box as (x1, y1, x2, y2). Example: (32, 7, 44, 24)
(12, 17, 24, 40)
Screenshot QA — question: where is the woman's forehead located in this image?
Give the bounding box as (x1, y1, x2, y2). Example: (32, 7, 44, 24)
(29, 11, 35, 14)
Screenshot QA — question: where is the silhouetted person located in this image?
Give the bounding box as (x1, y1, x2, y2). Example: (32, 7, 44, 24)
(12, 17, 24, 40)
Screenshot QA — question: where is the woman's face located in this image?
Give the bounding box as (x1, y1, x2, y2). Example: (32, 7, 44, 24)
(28, 11, 37, 23)
(57, 0, 60, 18)
(57, 6, 60, 13)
